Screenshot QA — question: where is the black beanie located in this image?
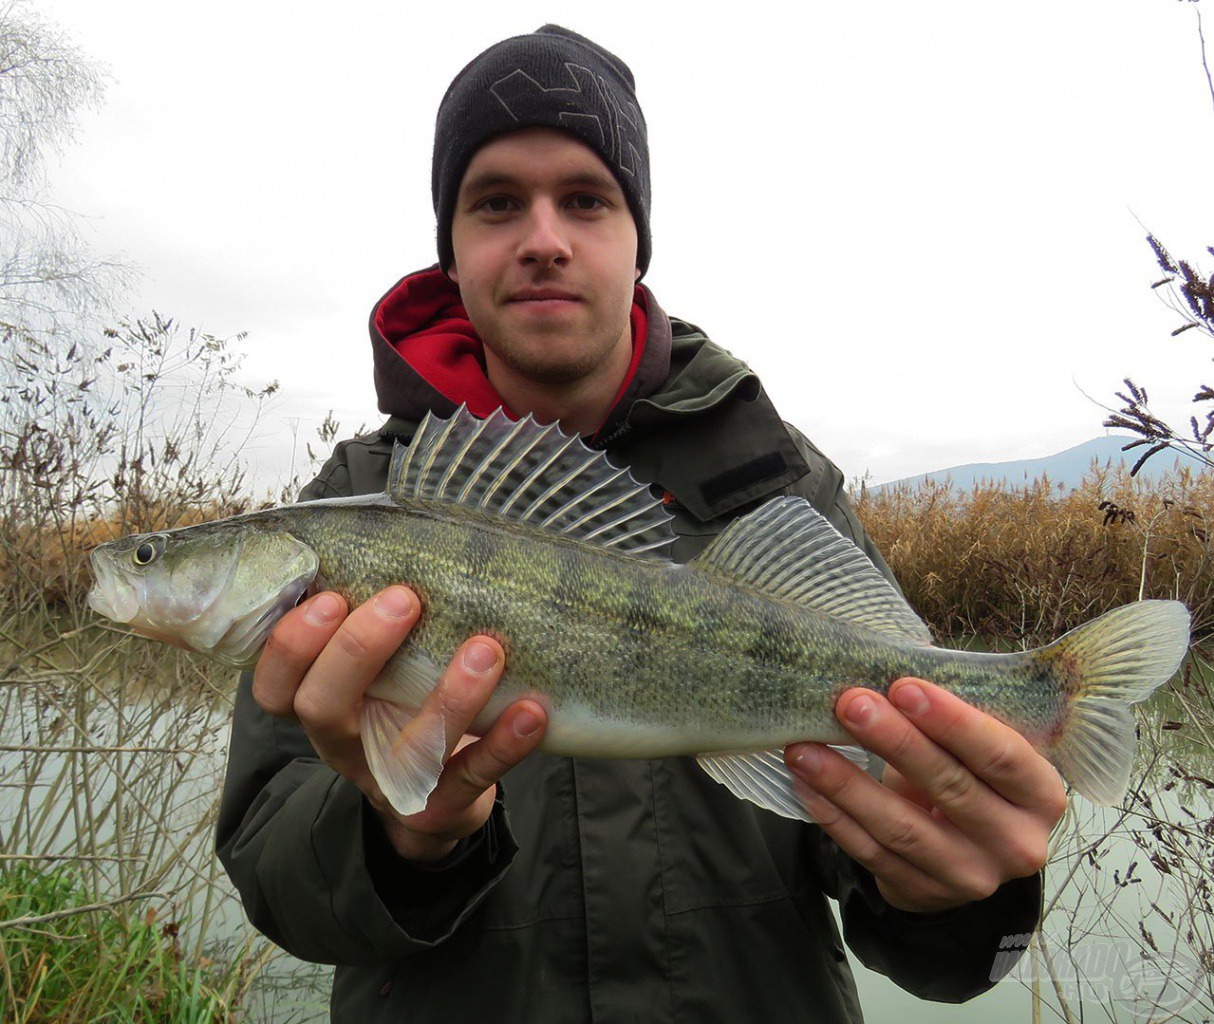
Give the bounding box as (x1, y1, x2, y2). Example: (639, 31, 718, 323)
(432, 25, 651, 276)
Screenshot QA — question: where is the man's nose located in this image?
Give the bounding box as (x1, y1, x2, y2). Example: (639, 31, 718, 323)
(517, 202, 572, 267)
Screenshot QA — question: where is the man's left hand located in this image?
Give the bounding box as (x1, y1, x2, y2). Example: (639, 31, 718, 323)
(785, 677, 1068, 913)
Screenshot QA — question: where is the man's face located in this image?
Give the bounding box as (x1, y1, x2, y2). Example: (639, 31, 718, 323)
(449, 128, 639, 389)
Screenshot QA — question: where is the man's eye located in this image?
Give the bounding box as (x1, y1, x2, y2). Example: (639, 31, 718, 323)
(479, 196, 515, 213)
(569, 194, 606, 211)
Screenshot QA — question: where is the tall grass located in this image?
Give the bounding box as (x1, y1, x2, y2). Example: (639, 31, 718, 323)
(0, 864, 272, 1023)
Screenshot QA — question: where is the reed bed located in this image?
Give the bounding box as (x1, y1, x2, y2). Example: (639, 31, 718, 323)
(0, 604, 319, 1021)
(0, 321, 329, 1022)
(854, 465, 1214, 648)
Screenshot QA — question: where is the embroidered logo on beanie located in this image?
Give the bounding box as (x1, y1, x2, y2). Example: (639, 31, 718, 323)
(489, 65, 647, 190)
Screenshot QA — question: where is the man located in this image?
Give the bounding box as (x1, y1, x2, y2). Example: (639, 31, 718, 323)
(217, 25, 1064, 1022)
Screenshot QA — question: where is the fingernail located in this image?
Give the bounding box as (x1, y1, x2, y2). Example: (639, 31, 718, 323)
(844, 694, 875, 726)
(462, 640, 498, 674)
(374, 587, 415, 620)
(891, 681, 929, 716)
(514, 709, 541, 738)
(304, 593, 342, 625)
(791, 744, 823, 774)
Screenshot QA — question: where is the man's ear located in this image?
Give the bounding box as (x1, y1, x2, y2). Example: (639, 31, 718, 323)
(634, 267, 641, 282)
(448, 262, 460, 284)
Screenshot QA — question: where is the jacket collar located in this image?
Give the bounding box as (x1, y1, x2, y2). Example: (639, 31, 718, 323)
(608, 325, 811, 521)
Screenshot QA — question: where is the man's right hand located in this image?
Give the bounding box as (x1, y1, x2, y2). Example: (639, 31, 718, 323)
(251, 585, 547, 863)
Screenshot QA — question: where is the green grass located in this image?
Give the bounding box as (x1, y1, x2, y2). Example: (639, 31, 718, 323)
(0, 864, 265, 1023)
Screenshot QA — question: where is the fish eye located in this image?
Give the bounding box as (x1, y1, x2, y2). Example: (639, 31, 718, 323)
(132, 536, 166, 566)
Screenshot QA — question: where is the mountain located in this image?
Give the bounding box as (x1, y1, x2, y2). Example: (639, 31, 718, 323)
(879, 436, 1208, 492)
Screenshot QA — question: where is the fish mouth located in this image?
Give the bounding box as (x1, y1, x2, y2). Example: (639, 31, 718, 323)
(87, 552, 140, 624)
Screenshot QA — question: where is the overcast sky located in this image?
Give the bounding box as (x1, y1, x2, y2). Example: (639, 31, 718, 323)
(33, 0, 1214, 486)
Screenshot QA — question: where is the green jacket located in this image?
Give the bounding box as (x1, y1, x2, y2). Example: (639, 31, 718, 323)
(217, 317, 1040, 1023)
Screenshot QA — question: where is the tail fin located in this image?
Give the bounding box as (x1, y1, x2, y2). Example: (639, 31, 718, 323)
(1046, 600, 1190, 805)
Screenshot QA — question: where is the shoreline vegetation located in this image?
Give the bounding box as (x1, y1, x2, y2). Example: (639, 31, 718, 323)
(0, 322, 328, 1022)
(1, 469, 1211, 1021)
(0, 325, 1211, 1021)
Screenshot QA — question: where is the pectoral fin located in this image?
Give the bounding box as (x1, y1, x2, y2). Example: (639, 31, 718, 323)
(360, 698, 447, 816)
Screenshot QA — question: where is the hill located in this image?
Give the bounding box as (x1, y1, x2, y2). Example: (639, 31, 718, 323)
(879, 436, 1207, 492)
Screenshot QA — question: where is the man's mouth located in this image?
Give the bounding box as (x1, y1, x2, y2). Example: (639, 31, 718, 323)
(508, 289, 582, 304)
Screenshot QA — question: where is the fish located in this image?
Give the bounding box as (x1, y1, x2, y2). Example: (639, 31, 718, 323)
(87, 406, 1192, 819)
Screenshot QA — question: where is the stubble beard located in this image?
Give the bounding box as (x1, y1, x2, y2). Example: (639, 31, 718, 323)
(484, 311, 630, 386)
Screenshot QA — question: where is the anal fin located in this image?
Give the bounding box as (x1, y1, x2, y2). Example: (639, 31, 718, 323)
(696, 745, 869, 822)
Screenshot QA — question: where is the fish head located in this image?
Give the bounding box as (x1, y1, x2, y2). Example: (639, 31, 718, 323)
(87, 522, 319, 668)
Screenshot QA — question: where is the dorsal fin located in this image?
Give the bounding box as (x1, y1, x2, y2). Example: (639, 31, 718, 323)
(388, 405, 675, 559)
(689, 496, 932, 644)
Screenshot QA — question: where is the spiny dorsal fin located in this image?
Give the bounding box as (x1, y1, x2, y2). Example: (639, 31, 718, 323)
(689, 496, 932, 645)
(388, 405, 675, 559)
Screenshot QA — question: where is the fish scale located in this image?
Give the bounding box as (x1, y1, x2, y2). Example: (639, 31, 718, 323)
(87, 406, 1192, 819)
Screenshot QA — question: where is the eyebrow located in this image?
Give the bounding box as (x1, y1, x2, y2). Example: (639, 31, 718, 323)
(459, 169, 623, 197)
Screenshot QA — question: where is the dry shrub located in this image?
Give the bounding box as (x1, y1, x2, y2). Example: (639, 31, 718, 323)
(855, 464, 1214, 648)
(0, 315, 277, 623)
(0, 316, 318, 1016)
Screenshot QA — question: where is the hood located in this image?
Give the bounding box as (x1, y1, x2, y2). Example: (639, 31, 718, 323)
(368, 266, 673, 443)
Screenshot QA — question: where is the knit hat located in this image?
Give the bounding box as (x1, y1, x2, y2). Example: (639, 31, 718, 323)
(432, 25, 651, 276)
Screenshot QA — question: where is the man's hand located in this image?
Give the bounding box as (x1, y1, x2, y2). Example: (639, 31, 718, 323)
(786, 678, 1067, 913)
(251, 586, 547, 863)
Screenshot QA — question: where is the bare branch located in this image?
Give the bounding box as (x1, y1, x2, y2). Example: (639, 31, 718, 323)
(1196, 2, 1214, 117)
(0, 889, 172, 931)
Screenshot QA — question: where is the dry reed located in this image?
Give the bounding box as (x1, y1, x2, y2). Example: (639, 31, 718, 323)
(855, 465, 1214, 648)
(0, 318, 330, 1021)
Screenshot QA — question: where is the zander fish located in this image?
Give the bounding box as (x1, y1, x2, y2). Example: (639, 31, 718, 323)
(87, 407, 1191, 819)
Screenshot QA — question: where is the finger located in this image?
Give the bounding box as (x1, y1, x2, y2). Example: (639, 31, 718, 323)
(883, 678, 1066, 820)
(252, 591, 348, 720)
(419, 636, 507, 755)
(425, 699, 548, 816)
(834, 682, 1047, 824)
(792, 781, 959, 912)
(293, 586, 420, 734)
(880, 764, 936, 812)
(790, 742, 977, 870)
(833, 685, 996, 826)
(370, 635, 506, 808)
(790, 742, 1020, 901)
